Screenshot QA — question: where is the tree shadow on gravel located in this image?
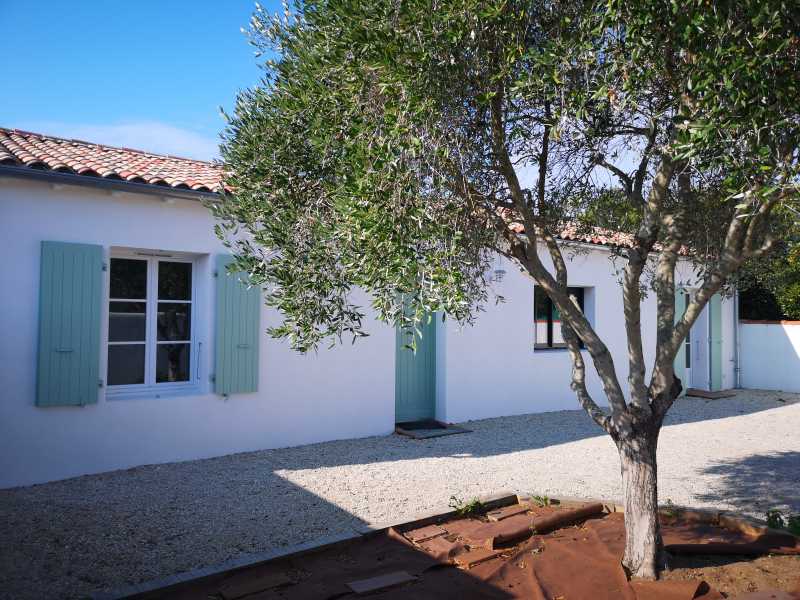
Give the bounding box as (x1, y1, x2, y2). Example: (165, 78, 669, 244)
(265, 391, 799, 470)
(694, 451, 800, 516)
(0, 475, 514, 600)
(1, 392, 795, 599)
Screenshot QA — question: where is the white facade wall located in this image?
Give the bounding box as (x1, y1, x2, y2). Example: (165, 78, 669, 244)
(739, 322, 800, 393)
(438, 252, 737, 423)
(0, 179, 396, 488)
(0, 177, 738, 487)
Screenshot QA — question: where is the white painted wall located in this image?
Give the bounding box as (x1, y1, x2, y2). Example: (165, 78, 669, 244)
(739, 322, 800, 393)
(0, 176, 740, 487)
(0, 179, 396, 488)
(437, 251, 736, 423)
(440, 251, 623, 422)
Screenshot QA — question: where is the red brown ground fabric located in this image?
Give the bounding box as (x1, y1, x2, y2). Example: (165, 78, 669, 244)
(138, 503, 800, 599)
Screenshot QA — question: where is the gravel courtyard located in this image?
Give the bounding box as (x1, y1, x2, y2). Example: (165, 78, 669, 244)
(1, 389, 799, 600)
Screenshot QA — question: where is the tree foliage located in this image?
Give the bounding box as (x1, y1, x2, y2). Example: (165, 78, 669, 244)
(217, 0, 799, 578)
(739, 237, 800, 320)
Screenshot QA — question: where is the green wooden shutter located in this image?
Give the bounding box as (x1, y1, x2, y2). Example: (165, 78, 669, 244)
(37, 241, 103, 407)
(710, 293, 723, 391)
(673, 290, 687, 395)
(214, 254, 260, 395)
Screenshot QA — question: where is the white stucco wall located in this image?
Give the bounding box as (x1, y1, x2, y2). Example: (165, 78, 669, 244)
(0, 178, 396, 488)
(437, 251, 736, 423)
(0, 176, 740, 487)
(739, 322, 800, 393)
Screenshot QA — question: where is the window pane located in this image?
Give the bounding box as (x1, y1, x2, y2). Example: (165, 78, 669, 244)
(552, 320, 565, 346)
(108, 344, 145, 385)
(551, 292, 563, 346)
(156, 344, 190, 382)
(534, 287, 550, 347)
(534, 287, 549, 321)
(109, 302, 146, 342)
(535, 322, 549, 346)
(110, 258, 147, 299)
(157, 303, 191, 341)
(568, 287, 585, 311)
(158, 261, 192, 300)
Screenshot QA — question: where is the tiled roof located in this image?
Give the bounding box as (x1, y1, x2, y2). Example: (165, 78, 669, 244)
(1, 126, 641, 251)
(555, 222, 637, 249)
(0, 127, 223, 193)
(505, 213, 638, 250)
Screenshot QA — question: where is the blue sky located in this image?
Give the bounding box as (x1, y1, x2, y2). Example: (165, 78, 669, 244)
(1, 1, 281, 160)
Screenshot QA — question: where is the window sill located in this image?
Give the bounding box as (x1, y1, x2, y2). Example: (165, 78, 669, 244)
(533, 346, 587, 352)
(105, 384, 203, 401)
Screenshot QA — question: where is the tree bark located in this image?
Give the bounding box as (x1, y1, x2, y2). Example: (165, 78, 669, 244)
(617, 426, 665, 579)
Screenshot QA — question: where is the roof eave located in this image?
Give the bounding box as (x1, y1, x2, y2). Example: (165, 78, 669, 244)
(0, 164, 221, 202)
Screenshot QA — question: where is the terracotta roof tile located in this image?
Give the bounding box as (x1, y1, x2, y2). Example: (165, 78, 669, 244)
(556, 222, 637, 249)
(1, 127, 645, 251)
(0, 127, 223, 193)
(502, 211, 639, 250)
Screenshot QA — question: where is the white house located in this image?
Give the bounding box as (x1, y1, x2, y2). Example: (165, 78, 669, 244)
(0, 127, 739, 488)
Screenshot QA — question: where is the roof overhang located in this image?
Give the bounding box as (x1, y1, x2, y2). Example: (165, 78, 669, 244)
(0, 164, 221, 203)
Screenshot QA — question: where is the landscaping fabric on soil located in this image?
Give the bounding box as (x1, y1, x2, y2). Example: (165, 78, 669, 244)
(139, 503, 800, 600)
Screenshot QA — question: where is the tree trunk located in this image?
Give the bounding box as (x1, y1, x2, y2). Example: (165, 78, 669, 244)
(618, 428, 665, 579)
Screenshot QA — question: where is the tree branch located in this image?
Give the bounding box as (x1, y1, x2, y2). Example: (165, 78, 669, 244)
(488, 84, 629, 422)
(597, 158, 633, 196)
(623, 156, 674, 411)
(633, 127, 658, 200)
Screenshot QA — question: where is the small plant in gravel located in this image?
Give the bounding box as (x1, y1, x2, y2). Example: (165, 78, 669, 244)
(766, 509, 785, 529)
(766, 509, 800, 536)
(661, 499, 681, 519)
(449, 496, 486, 517)
(531, 495, 551, 508)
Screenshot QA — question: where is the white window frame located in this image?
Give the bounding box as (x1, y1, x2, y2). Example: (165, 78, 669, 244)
(105, 249, 200, 400)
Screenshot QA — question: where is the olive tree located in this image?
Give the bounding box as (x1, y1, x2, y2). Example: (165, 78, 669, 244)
(215, 0, 799, 578)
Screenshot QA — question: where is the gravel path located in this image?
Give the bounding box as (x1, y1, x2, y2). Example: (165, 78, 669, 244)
(1, 389, 798, 599)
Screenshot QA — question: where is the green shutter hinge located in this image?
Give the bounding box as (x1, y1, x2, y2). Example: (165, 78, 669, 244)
(98, 379, 104, 388)
(210, 374, 216, 383)
(102, 262, 108, 272)
(213, 270, 218, 278)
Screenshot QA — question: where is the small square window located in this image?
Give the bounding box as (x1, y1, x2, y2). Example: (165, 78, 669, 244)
(534, 287, 585, 350)
(110, 258, 147, 299)
(108, 344, 146, 385)
(156, 344, 190, 383)
(158, 261, 192, 300)
(108, 301, 146, 342)
(157, 303, 191, 341)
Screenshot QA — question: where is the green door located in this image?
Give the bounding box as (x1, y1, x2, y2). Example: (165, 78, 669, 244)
(709, 293, 723, 391)
(395, 315, 437, 423)
(673, 290, 688, 396)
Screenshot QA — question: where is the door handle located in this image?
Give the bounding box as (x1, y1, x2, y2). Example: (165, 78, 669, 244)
(55, 348, 74, 353)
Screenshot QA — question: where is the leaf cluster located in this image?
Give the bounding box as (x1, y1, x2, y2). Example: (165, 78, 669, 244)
(216, 0, 800, 351)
